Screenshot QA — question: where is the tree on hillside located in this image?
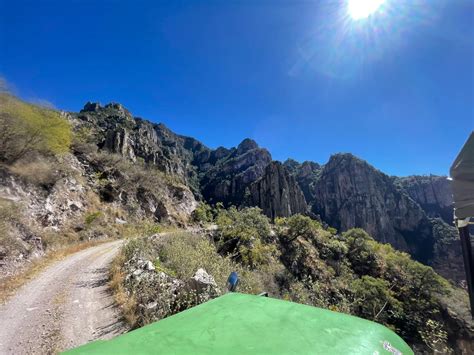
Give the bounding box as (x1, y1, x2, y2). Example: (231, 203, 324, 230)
(0, 94, 71, 163)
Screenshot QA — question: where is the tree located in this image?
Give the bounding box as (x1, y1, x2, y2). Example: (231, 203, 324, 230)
(351, 276, 400, 323)
(280, 214, 321, 242)
(0, 94, 71, 163)
(215, 207, 274, 267)
(192, 202, 213, 224)
(343, 228, 381, 276)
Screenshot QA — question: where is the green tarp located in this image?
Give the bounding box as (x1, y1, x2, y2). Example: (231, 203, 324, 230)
(65, 293, 412, 354)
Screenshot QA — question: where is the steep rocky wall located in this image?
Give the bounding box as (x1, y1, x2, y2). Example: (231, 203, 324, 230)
(249, 161, 308, 219)
(397, 175, 454, 224)
(74, 103, 208, 195)
(310, 154, 436, 262)
(72, 101, 463, 281)
(283, 159, 321, 203)
(199, 139, 272, 206)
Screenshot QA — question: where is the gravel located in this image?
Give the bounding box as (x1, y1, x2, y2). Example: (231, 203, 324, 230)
(0, 240, 127, 354)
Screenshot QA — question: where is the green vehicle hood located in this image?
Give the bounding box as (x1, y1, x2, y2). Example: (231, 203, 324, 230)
(64, 293, 413, 354)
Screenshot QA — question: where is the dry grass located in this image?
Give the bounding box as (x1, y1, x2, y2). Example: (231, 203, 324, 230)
(109, 249, 138, 327)
(9, 158, 59, 187)
(0, 239, 110, 304)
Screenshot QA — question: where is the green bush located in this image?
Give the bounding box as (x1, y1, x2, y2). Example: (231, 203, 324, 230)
(351, 275, 400, 322)
(155, 232, 265, 293)
(215, 207, 274, 267)
(279, 214, 321, 242)
(0, 94, 72, 163)
(84, 211, 103, 226)
(343, 228, 381, 276)
(192, 202, 213, 224)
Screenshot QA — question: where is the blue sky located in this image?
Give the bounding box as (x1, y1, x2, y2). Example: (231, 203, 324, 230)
(1, 0, 473, 176)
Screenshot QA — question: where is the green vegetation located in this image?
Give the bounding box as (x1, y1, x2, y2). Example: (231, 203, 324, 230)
(191, 202, 214, 224)
(157, 232, 266, 293)
(116, 208, 458, 352)
(0, 94, 71, 163)
(214, 206, 277, 267)
(84, 211, 103, 226)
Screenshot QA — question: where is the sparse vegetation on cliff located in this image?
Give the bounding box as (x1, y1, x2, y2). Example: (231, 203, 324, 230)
(113, 207, 469, 353)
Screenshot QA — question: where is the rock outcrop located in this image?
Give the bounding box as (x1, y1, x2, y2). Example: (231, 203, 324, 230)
(198, 139, 272, 206)
(74, 104, 271, 206)
(249, 162, 308, 219)
(74, 103, 207, 194)
(122, 256, 220, 327)
(310, 154, 436, 262)
(285, 153, 463, 281)
(283, 159, 321, 203)
(397, 175, 454, 224)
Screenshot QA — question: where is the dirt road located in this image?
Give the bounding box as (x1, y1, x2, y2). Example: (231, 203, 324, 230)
(0, 240, 127, 354)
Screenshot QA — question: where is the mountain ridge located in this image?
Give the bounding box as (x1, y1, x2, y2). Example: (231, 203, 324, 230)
(1, 94, 471, 353)
(69, 101, 462, 281)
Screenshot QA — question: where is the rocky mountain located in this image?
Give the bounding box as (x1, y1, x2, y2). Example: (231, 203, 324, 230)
(1, 94, 472, 353)
(396, 175, 454, 224)
(75, 102, 207, 193)
(197, 138, 272, 206)
(70, 101, 465, 281)
(285, 154, 462, 281)
(248, 161, 307, 220)
(1, 96, 464, 284)
(283, 159, 321, 202)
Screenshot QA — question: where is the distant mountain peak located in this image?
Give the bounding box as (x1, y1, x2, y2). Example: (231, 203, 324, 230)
(237, 138, 259, 154)
(81, 101, 102, 112)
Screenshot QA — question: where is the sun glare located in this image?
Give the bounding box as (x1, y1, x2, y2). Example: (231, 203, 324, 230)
(348, 0, 385, 20)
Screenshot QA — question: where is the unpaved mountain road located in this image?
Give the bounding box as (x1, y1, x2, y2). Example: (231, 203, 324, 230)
(0, 240, 127, 354)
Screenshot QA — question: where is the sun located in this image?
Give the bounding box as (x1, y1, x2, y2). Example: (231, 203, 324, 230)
(348, 0, 385, 20)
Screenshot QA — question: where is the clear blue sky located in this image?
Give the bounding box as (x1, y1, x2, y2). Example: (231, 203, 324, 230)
(1, 0, 473, 176)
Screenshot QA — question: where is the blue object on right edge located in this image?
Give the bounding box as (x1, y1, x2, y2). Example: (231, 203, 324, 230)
(227, 272, 239, 292)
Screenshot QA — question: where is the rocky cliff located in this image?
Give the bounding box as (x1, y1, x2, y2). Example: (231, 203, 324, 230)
(248, 162, 307, 220)
(74, 104, 273, 208)
(3, 97, 463, 283)
(75, 102, 207, 194)
(285, 154, 462, 281)
(397, 175, 454, 224)
(283, 159, 321, 203)
(310, 154, 436, 261)
(198, 139, 272, 206)
(70, 102, 464, 281)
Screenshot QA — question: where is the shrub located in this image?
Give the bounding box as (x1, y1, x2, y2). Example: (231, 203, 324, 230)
(419, 319, 451, 353)
(0, 94, 72, 163)
(343, 228, 380, 276)
(215, 207, 274, 267)
(351, 275, 400, 322)
(320, 239, 348, 260)
(9, 158, 60, 188)
(84, 211, 103, 226)
(151, 232, 266, 294)
(72, 126, 98, 155)
(192, 202, 213, 224)
(279, 214, 321, 242)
